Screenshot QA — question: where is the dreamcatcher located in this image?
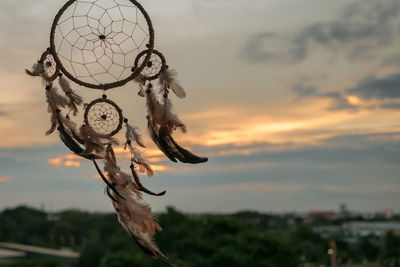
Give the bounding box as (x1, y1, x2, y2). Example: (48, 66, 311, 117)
(25, 0, 207, 265)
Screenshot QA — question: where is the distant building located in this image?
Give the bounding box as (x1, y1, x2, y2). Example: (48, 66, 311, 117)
(384, 208, 393, 219)
(309, 211, 339, 221)
(343, 222, 400, 237)
(340, 204, 348, 217)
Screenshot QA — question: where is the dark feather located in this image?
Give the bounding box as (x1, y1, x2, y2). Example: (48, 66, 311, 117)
(105, 186, 119, 203)
(92, 158, 125, 200)
(58, 119, 84, 155)
(147, 117, 177, 162)
(130, 164, 166, 197)
(169, 135, 208, 164)
(132, 236, 177, 267)
(71, 131, 85, 145)
(57, 116, 102, 160)
(159, 126, 208, 164)
(46, 121, 57, 136)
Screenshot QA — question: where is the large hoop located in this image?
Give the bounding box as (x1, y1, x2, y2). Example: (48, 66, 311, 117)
(49, 0, 155, 90)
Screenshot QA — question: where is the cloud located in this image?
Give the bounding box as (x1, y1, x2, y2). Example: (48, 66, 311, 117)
(346, 72, 400, 100)
(382, 54, 400, 67)
(2, 130, 400, 212)
(241, 33, 294, 63)
(323, 92, 358, 111)
(292, 71, 400, 110)
(292, 83, 357, 111)
(48, 154, 81, 168)
(380, 102, 400, 110)
(0, 176, 11, 183)
(292, 84, 318, 100)
(242, 0, 400, 63)
(0, 104, 7, 116)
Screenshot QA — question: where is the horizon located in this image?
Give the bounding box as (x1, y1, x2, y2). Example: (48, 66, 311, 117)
(0, 204, 397, 217)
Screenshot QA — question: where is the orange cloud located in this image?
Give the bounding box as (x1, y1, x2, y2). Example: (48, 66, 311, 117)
(181, 111, 354, 147)
(48, 157, 62, 167)
(113, 147, 165, 163)
(48, 155, 81, 168)
(0, 176, 11, 182)
(64, 161, 81, 168)
(92, 164, 169, 180)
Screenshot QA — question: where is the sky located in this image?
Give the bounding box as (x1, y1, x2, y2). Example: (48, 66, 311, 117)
(0, 0, 399, 214)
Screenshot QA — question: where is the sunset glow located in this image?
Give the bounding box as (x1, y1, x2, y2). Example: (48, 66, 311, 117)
(0, 0, 399, 214)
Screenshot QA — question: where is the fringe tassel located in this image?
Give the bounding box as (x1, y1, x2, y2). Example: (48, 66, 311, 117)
(112, 196, 174, 266)
(105, 171, 173, 266)
(102, 146, 169, 254)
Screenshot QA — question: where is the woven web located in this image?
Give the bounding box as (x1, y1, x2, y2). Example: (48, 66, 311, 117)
(43, 54, 58, 79)
(138, 52, 163, 79)
(54, 0, 150, 85)
(87, 101, 121, 136)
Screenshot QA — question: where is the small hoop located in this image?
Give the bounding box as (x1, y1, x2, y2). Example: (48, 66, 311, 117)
(40, 50, 60, 82)
(84, 98, 123, 138)
(134, 49, 166, 81)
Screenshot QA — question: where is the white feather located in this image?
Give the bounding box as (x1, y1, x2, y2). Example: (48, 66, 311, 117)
(159, 69, 186, 98)
(146, 88, 163, 121)
(46, 86, 68, 110)
(134, 74, 147, 97)
(162, 98, 186, 133)
(125, 123, 145, 148)
(59, 75, 83, 115)
(126, 145, 154, 177)
(25, 62, 45, 77)
(79, 125, 106, 156)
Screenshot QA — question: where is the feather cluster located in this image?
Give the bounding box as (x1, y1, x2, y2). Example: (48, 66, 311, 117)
(79, 125, 107, 156)
(102, 145, 174, 266)
(134, 74, 147, 97)
(125, 122, 145, 148)
(125, 143, 154, 177)
(58, 75, 83, 116)
(146, 87, 208, 164)
(25, 61, 45, 77)
(159, 68, 186, 98)
(123, 120, 153, 176)
(45, 86, 69, 136)
(146, 87, 186, 133)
